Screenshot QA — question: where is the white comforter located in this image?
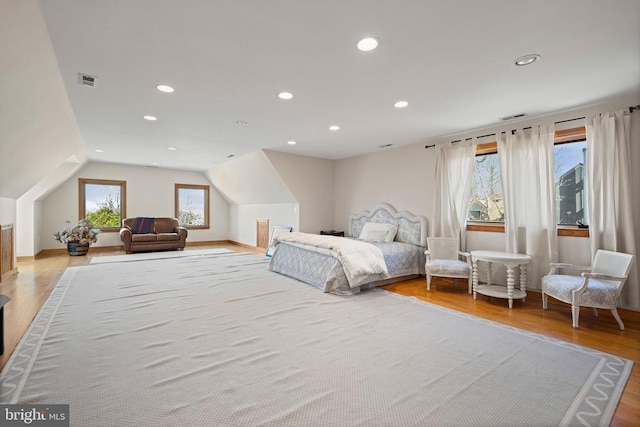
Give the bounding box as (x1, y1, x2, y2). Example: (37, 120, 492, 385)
(276, 232, 388, 287)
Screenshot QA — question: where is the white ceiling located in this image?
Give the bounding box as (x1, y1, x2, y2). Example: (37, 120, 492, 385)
(38, 0, 640, 171)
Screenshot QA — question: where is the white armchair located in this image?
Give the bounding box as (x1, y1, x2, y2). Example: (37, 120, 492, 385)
(541, 249, 634, 330)
(425, 237, 472, 293)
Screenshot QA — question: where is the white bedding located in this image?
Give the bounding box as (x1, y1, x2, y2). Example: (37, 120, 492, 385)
(276, 232, 388, 287)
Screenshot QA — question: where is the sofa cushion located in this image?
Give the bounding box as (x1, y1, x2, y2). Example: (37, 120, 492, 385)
(132, 217, 155, 234)
(131, 234, 157, 242)
(155, 218, 178, 233)
(157, 233, 180, 241)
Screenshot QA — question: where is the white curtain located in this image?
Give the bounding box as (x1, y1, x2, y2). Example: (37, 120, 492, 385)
(432, 139, 476, 249)
(498, 126, 558, 289)
(586, 110, 638, 308)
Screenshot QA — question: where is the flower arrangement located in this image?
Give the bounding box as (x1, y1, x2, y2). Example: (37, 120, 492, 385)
(54, 219, 101, 245)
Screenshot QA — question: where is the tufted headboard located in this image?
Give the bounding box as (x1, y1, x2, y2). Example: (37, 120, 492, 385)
(349, 203, 428, 248)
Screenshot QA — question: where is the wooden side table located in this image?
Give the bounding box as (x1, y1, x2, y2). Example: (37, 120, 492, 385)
(0, 294, 10, 354)
(471, 251, 531, 308)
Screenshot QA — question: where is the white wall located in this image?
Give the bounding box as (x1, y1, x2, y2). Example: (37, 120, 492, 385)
(39, 162, 229, 251)
(334, 142, 435, 235)
(264, 150, 334, 234)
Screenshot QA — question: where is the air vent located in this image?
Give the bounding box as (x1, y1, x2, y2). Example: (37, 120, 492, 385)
(78, 73, 97, 87)
(379, 143, 393, 148)
(226, 154, 235, 158)
(500, 113, 527, 121)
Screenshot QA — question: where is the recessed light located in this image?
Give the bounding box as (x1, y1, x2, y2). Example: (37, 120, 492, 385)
(156, 84, 174, 93)
(152, 162, 159, 165)
(329, 125, 340, 131)
(287, 140, 297, 145)
(278, 91, 293, 100)
(168, 147, 177, 151)
(357, 37, 379, 51)
(95, 149, 104, 153)
(394, 101, 408, 108)
(513, 54, 541, 66)
(143, 115, 157, 121)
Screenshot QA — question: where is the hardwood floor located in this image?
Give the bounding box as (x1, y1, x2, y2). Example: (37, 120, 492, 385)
(1, 243, 638, 426)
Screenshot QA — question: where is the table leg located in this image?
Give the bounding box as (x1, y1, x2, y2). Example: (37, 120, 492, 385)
(506, 266, 515, 309)
(520, 264, 527, 301)
(487, 262, 492, 286)
(472, 258, 478, 299)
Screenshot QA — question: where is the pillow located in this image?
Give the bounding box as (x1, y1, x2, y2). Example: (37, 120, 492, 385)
(358, 222, 398, 243)
(132, 217, 155, 234)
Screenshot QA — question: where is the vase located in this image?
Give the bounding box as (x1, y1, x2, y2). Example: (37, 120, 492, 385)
(67, 242, 90, 256)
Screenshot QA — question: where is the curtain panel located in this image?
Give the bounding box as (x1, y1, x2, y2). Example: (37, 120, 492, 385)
(432, 139, 476, 249)
(586, 110, 638, 308)
(498, 126, 558, 289)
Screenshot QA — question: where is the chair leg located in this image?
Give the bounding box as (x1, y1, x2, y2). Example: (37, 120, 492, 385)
(467, 276, 472, 294)
(426, 274, 431, 291)
(542, 292, 548, 310)
(571, 304, 580, 329)
(611, 308, 625, 331)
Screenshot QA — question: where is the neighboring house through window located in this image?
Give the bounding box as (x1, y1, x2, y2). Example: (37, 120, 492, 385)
(79, 178, 126, 231)
(175, 184, 210, 229)
(466, 127, 587, 232)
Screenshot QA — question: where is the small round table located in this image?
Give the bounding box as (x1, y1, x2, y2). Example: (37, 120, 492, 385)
(471, 251, 531, 308)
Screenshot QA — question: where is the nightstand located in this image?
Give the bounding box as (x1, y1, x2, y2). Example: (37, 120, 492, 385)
(320, 230, 344, 237)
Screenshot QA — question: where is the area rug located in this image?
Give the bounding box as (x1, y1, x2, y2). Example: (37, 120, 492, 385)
(0, 253, 631, 427)
(89, 247, 233, 264)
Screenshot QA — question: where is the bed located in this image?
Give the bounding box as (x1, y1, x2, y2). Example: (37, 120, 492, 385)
(268, 203, 427, 295)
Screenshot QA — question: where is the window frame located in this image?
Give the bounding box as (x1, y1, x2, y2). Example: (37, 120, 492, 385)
(466, 127, 589, 237)
(174, 183, 210, 230)
(78, 178, 127, 232)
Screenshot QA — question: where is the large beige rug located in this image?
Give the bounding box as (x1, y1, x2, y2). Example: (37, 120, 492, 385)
(1, 253, 632, 426)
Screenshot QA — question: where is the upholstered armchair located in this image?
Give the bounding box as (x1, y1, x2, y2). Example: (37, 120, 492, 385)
(425, 237, 472, 293)
(541, 250, 634, 330)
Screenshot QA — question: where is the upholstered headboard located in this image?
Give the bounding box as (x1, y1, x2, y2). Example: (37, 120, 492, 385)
(349, 203, 428, 247)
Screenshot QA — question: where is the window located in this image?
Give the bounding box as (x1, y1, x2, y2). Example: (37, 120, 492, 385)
(554, 140, 587, 225)
(468, 148, 504, 222)
(79, 179, 126, 231)
(175, 184, 210, 229)
(466, 127, 588, 234)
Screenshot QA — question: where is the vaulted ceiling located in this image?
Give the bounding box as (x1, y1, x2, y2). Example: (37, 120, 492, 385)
(4, 0, 640, 183)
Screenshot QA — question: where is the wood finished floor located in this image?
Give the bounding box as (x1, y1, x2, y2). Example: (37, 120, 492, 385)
(1, 243, 638, 426)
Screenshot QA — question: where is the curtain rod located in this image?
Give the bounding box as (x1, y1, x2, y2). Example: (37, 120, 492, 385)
(425, 106, 639, 149)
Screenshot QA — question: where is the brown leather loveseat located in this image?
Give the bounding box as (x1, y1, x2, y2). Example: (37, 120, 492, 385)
(120, 217, 188, 254)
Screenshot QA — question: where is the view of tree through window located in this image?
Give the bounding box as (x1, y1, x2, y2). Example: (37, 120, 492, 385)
(79, 179, 126, 229)
(175, 184, 210, 228)
(466, 138, 587, 226)
(468, 152, 504, 222)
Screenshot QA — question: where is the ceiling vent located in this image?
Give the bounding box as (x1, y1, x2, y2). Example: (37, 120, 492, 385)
(78, 73, 97, 87)
(500, 113, 527, 121)
(379, 143, 393, 148)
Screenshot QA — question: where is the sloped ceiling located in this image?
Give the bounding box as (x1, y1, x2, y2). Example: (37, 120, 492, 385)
(32, 0, 640, 171)
(0, 0, 86, 199)
(205, 150, 296, 205)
